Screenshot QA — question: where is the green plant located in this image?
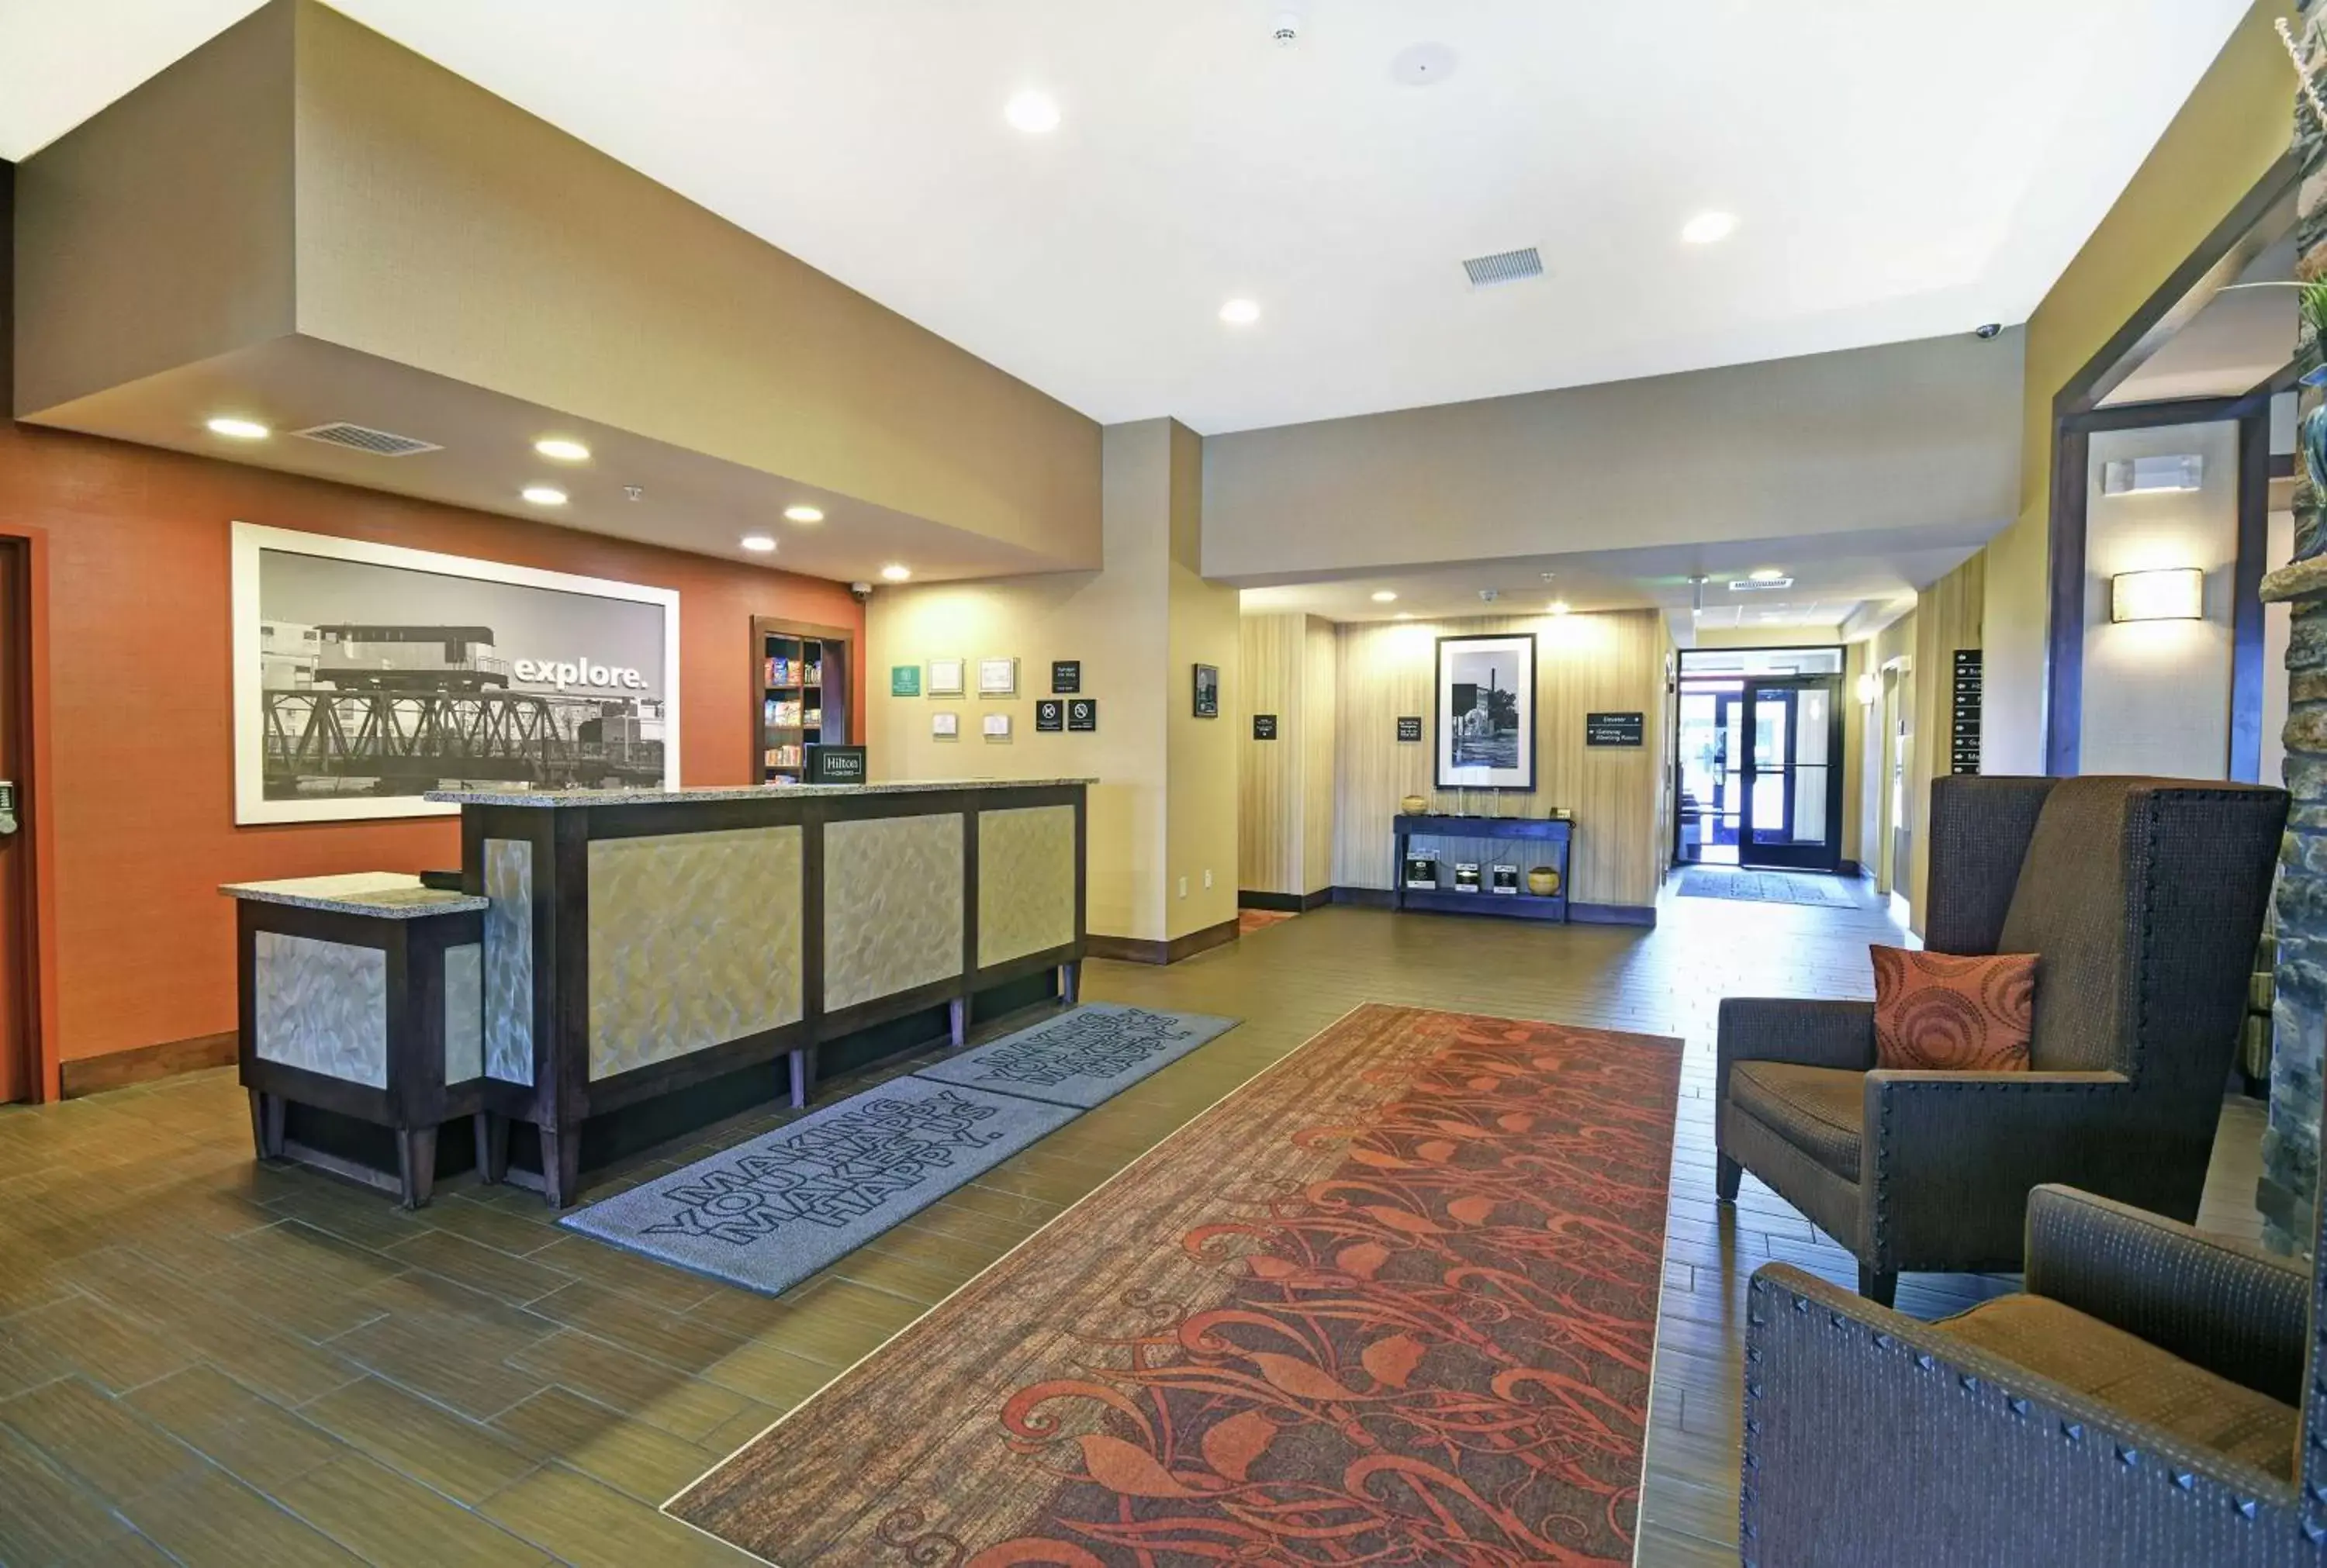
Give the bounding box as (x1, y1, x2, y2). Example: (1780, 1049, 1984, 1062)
(2303, 277, 2327, 346)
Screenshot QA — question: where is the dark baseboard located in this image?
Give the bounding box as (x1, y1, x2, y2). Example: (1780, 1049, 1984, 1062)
(1329, 886, 1395, 909)
(1839, 858, 1864, 879)
(1088, 915, 1242, 966)
(1238, 888, 1332, 913)
(1569, 903, 1658, 928)
(62, 1031, 236, 1098)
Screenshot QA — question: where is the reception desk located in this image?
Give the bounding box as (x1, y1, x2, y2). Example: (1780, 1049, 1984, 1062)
(230, 779, 1089, 1207)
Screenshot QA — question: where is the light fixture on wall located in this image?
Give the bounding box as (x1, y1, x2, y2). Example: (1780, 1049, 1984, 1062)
(1855, 672, 1881, 706)
(2110, 567, 2203, 623)
(2101, 454, 2203, 495)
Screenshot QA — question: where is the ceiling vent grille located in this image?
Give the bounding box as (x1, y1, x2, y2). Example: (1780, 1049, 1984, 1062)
(292, 422, 442, 458)
(1462, 247, 1544, 288)
(1727, 576, 1795, 592)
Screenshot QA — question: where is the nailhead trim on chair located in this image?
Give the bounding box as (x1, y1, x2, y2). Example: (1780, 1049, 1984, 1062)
(1741, 1275, 2320, 1560)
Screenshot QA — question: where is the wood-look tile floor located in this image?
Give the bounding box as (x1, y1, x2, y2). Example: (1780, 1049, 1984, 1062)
(0, 886, 2266, 1566)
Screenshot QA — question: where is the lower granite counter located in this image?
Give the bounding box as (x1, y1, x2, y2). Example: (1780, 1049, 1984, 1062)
(229, 782, 1090, 1207)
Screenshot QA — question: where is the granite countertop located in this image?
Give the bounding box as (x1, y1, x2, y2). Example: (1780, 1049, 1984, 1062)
(424, 779, 1098, 808)
(220, 872, 489, 919)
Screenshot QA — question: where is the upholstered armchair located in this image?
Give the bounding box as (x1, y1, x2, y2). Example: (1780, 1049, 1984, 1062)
(1715, 775, 2286, 1305)
(1741, 1181, 2321, 1566)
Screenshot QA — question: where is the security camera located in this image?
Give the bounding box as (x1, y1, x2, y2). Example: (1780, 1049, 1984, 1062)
(849, 581, 873, 603)
(1478, 588, 1500, 603)
(1975, 323, 2003, 340)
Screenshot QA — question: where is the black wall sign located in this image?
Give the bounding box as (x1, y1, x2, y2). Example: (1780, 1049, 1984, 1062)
(1035, 699, 1065, 733)
(804, 744, 867, 784)
(1051, 661, 1081, 695)
(1067, 699, 1098, 732)
(1253, 714, 1278, 741)
(1585, 712, 1644, 747)
(1396, 716, 1423, 743)
(1952, 649, 1983, 775)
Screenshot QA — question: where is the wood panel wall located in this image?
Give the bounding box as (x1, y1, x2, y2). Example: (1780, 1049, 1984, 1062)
(1333, 610, 1672, 911)
(1301, 617, 1338, 893)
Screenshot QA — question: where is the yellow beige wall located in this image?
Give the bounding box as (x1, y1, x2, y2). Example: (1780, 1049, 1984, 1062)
(1163, 420, 1243, 941)
(1333, 610, 1672, 912)
(1909, 554, 1986, 931)
(1984, 1, 2295, 774)
(866, 420, 1231, 947)
(1236, 613, 1338, 898)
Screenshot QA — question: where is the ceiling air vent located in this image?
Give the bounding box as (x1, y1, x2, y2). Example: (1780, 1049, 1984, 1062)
(1462, 247, 1544, 288)
(1728, 576, 1794, 592)
(292, 422, 442, 458)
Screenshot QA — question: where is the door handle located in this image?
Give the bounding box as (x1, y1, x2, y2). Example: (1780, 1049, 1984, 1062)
(0, 781, 20, 837)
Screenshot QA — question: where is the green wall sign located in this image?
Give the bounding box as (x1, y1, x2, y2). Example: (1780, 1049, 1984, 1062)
(890, 665, 922, 697)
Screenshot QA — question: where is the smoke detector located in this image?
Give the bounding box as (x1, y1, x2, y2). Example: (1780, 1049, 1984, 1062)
(1477, 588, 1500, 603)
(1272, 11, 1302, 47)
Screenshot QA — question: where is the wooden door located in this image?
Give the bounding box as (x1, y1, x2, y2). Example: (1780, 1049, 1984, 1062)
(0, 541, 33, 1101)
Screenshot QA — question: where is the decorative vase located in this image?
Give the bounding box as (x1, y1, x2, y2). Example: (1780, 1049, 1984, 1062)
(1527, 865, 1561, 897)
(1400, 794, 1429, 816)
(2305, 399, 2327, 497)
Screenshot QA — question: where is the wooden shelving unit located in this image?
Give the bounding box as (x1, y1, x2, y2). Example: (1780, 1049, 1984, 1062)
(753, 617, 853, 785)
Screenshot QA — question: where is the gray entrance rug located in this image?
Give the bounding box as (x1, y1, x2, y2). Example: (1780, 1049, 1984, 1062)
(909, 1002, 1240, 1109)
(1679, 868, 1854, 907)
(562, 1080, 1077, 1296)
(561, 1006, 1239, 1295)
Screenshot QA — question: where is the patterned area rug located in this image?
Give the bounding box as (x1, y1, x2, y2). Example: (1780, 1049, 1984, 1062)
(1679, 868, 1854, 907)
(668, 1004, 1684, 1566)
(915, 1003, 1238, 1109)
(563, 1007, 1237, 1295)
(1238, 907, 1298, 934)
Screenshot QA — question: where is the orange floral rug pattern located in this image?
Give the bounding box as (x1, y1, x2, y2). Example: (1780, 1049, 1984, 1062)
(669, 1006, 1682, 1567)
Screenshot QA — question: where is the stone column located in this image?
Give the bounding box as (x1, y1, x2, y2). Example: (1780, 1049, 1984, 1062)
(2260, 0, 2327, 1253)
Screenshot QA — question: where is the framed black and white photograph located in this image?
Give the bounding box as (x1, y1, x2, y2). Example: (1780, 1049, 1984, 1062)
(1193, 663, 1219, 718)
(1435, 633, 1535, 791)
(232, 523, 679, 825)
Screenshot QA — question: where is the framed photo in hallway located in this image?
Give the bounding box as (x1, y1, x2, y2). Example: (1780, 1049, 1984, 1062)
(1435, 633, 1535, 791)
(230, 523, 680, 824)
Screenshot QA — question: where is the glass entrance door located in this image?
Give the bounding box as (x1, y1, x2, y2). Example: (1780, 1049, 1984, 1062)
(1740, 677, 1844, 870)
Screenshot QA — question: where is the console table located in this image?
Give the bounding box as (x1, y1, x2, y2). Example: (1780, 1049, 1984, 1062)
(1392, 813, 1572, 924)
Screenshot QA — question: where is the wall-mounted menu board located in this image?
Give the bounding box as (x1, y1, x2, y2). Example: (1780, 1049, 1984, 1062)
(1952, 650, 1983, 775)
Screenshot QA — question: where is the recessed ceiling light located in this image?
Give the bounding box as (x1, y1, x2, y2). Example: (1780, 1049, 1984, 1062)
(880, 563, 912, 582)
(1371, 590, 1398, 603)
(740, 535, 776, 554)
(1219, 298, 1262, 326)
(1748, 567, 1785, 582)
(1549, 600, 1572, 616)
(520, 485, 568, 506)
(783, 504, 825, 523)
(206, 416, 269, 440)
(1004, 91, 1060, 133)
(1682, 211, 1738, 245)
(534, 437, 590, 461)
(1394, 612, 1416, 620)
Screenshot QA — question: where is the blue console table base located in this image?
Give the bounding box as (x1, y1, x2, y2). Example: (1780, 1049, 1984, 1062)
(1392, 814, 1573, 924)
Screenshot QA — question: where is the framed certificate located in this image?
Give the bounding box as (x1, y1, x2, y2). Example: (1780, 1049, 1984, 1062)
(978, 657, 1018, 697)
(926, 658, 966, 697)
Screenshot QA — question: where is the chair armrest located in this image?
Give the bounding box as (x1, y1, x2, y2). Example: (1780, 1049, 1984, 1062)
(1743, 1262, 2298, 1567)
(2024, 1183, 2307, 1401)
(1862, 1069, 2133, 1272)
(1716, 998, 1876, 1106)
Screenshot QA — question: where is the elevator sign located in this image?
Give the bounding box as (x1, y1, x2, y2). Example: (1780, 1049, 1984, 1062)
(1585, 712, 1644, 747)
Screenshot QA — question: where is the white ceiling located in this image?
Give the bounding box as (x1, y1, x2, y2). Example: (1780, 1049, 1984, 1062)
(1233, 523, 1983, 632)
(0, 0, 2253, 436)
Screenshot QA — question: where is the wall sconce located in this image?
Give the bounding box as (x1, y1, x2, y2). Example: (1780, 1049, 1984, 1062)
(1854, 672, 1881, 706)
(2101, 454, 2202, 495)
(2110, 568, 2204, 623)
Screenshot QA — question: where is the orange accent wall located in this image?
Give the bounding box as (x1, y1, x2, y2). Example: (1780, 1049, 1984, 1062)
(0, 416, 864, 1065)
